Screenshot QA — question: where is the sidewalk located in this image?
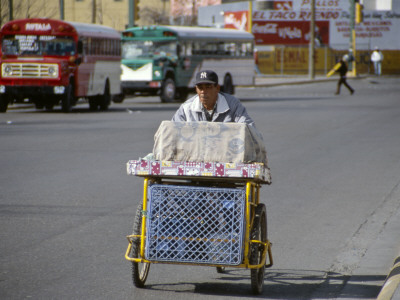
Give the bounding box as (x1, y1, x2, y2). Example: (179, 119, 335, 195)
(253, 73, 360, 87)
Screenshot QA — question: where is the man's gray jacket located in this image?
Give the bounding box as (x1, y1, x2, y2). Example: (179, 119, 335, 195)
(171, 92, 255, 127)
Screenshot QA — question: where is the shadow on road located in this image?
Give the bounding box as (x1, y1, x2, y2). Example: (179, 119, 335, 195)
(140, 268, 385, 299)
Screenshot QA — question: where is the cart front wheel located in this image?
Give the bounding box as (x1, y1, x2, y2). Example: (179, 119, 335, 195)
(250, 203, 267, 295)
(131, 201, 150, 288)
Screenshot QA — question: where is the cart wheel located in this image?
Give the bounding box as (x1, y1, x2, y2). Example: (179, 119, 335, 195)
(216, 267, 225, 273)
(130, 201, 150, 288)
(250, 203, 267, 295)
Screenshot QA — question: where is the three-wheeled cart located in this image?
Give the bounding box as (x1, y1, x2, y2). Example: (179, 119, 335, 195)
(125, 159, 273, 294)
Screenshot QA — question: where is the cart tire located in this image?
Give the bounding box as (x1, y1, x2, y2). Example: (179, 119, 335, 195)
(250, 203, 267, 295)
(131, 201, 150, 288)
(216, 267, 226, 273)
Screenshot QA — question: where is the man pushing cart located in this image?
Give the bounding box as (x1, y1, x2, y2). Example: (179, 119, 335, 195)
(124, 70, 273, 294)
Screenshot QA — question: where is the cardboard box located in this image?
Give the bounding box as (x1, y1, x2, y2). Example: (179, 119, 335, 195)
(153, 121, 268, 165)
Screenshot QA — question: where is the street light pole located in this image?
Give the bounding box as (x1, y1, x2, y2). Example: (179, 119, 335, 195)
(248, 1, 253, 33)
(349, 0, 357, 76)
(309, 0, 315, 79)
(8, 0, 13, 21)
(60, 0, 64, 20)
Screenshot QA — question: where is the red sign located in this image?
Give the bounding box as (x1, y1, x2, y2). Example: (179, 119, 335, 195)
(252, 20, 329, 45)
(274, 1, 293, 10)
(224, 11, 249, 31)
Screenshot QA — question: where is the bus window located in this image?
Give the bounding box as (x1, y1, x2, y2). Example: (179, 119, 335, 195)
(1, 35, 75, 56)
(77, 40, 84, 55)
(186, 42, 192, 56)
(1, 36, 19, 54)
(191, 42, 201, 55)
(122, 40, 177, 59)
(244, 42, 253, 56)
(224, 43, 236, 56)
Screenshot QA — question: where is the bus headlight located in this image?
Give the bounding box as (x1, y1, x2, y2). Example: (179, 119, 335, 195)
(48, 66, 56, 76)
(154, 70, 161, 77)
(4, 65, 12, 76)
(45, 64, 59, 78)
(0, 85, 5, 93)
(54, 86, 65, 94)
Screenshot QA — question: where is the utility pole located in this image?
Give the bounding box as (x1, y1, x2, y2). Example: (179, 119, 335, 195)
(60, 0, 64, 20)
(128, 0, 133, 27)
(309, 0, 315, 79)
(192, 0, 196, 25)
(349, 0, 357, 76)
(92, 0, 96, 23)
(9, 0, 13, 21)
(128, 0, 140, 28)
(248, 1, 252, 33)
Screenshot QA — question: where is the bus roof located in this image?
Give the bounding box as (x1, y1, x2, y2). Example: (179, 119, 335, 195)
(0, 18, 120, 39)
(124, 25, 254, 41)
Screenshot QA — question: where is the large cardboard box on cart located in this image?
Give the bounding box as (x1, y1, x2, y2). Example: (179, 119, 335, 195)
(153, 121, 268, 165)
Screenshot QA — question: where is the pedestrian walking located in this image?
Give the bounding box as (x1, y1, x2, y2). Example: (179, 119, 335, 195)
(371, 47, 384, 75)
(335, 57, 354, 95)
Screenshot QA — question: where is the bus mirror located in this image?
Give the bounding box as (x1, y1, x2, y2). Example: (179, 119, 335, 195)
(77, 41, 83, 54)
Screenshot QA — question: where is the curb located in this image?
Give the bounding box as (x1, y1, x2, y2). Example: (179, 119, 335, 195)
(252, 74, 366, 88)
(377, 255, 400, 300)
(6, 104, 34, 111)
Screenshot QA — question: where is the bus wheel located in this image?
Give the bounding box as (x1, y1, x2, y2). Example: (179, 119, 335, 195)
(112, 94, 124, 103)
(99, 83, 111, 111)
(89, 97, 98, 111)
(223, 75, 234, 95)
(0, 95, 9, 113)
(160, 78, 176, 103)
(62, 85, 73, 113)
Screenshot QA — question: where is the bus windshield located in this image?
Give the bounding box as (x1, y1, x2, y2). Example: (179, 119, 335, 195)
(122, 40, 177, 59)
(1, 35, 76, 56)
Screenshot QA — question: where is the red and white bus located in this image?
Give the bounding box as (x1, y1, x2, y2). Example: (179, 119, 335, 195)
(0, 18, 122, 112)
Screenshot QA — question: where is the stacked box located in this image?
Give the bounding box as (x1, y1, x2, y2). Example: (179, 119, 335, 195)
(153, 121, 268, 165)
(145, 184, 245, 265)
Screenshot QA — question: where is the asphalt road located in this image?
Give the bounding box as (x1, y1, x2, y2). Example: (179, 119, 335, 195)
(1, 76, 400, 299)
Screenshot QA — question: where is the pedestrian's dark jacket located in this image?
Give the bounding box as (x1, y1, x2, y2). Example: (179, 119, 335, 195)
(337, 60, 348, 77)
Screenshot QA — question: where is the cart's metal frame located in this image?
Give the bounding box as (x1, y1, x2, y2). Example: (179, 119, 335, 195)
(125, 176, 273, 271)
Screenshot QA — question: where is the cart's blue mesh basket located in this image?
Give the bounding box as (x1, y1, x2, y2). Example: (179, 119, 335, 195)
(145, 184, 245, 265)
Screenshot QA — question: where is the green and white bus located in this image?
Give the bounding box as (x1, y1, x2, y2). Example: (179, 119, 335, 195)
(120, 25, 255, 103)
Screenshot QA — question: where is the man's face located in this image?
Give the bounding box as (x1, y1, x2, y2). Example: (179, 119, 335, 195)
(196, 83, 220, 110)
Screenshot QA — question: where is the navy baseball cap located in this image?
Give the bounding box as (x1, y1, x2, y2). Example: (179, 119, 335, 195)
(195, 70, 218, 85)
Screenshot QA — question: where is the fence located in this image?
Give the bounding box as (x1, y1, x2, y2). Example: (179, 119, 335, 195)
(257, 45, 400, 76)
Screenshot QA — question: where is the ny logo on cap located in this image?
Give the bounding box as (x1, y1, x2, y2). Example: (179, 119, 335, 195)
(200, 72, 207, 79)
